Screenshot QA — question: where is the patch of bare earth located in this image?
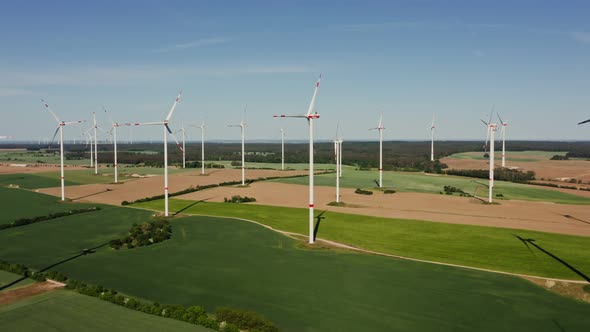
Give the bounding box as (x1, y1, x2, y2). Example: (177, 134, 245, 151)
(0, 280, 65, 306)
(37, 169, 308, 205)
(177, 182, 590, 237)
(523, 277, 590, 303)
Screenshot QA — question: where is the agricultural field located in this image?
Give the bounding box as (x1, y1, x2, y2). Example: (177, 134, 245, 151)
(1, 206, 589, 331)
(214, 160, 342, 171)
(0, 290, 211, 331)
(447, 151, 562, 162)
(271, 169, 590, 205)
(0, 270, 35, 292)
(138, 199, 590, 280)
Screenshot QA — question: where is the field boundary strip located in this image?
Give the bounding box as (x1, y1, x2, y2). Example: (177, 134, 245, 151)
(130, 205, 589, 285)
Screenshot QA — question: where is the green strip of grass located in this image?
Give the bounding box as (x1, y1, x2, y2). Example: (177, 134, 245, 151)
(0, 270, 35, 292)
(0, 290, 212, 331)
(136, 199, 590, 280)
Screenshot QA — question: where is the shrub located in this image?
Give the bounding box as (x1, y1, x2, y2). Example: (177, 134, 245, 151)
(354, 188, 373, 195)
(216, 307, 279, 332)
(224, 195, 257, 203)
(110, 219, 171, 249)
(383, 189, 396, 194)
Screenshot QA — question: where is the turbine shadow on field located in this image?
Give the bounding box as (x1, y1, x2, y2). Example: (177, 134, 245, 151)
(313, 210, 327, 242)
(562, 214, 590, 226)
(0, 243, 107, 291)
(71, 189, 112, 201)
(513, 235, 590, 282)
(173, 199, 210, 216)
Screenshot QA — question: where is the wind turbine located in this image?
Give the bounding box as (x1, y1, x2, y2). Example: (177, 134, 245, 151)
(41, 99, 85, 201)
(497, 113, 508, 167)
(579, 118, 590, 125)
(190, 122, 206, 175)
(104, 107, 131, 184)
(481, 111, 497, 203)
(338, 134, 343, 177)
(369, 113, 385, 188)
(133, 92, 183, 217)
(274, 74, 321, 244)
(92, 112, 98, 175)
(430, 114, 435, 162)
(229, 108, 247, 186)
(333, 125, 340, 203)
(175, 124, 187, 169)
(280, 127, 285, 170)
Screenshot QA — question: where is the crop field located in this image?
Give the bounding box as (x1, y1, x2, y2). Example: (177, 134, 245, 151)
(0, 208, 589, 331)
(0, 187, 97, 223)
(0, 150, 88, 165)
(271, 169, 590, 205)
(0, 270, 35, 292)
(137, 199, 590, 280)
(213, 160, 343, 171)
(447, 151, 561, 162)
(0, 290, 211, 331)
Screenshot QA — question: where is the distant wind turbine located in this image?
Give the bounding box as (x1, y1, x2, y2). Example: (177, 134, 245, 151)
(369, 113, 385, 188)
(280, 127, 285, 170)
(497, 113, 508, 167)
(229, 108, 247, 186)
(133, 92, 184, 217)
(333, 125, 341, 203)
(104, 106, 131, 184)
(41, 99, 85, 201)
(430, 114, 435, 162)
(190, 122, 206, 175)
(274, 74, 321, 244)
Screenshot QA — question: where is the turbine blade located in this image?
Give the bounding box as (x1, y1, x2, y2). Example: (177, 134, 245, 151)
(103, 105, 115, 126)
(497, 112, 505, 125)
(273, 114, 307, 118)
(164, 124, 173, 134)
(165, 91, 183, 121)
(133, 122, 164, 126)
(578, 118, 590, 125)
(49, 126, 60, 147)
(305, 74, 322, 116)
(167, 127, 184, 151)
(488, 105, 494, 125)
(63, 120, 86, 126)
(41, 99, 61, 123)
(379, 113, 383, 128)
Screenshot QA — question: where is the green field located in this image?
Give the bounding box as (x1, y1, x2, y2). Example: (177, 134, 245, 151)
(2, 213, 590, 331)
(0, 290, 211, 331)
(0, 270, 35, 292)
(271, 169, 590, 205)
(0, 187, 98, 223)
(214, 160, 344, 171)
(137, 199, 590, 280)
(447, 150, 565, 162)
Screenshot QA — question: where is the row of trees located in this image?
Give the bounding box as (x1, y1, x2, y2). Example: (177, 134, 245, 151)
(0, 207, 101, 231)
(444, 168, 536, 183)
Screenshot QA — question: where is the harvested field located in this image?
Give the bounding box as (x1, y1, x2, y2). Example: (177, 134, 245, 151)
(38, 169, 308, 205)
(177, 182, 590, 237)
(0, 281, 64, 306)
(0, 163, 87, 174)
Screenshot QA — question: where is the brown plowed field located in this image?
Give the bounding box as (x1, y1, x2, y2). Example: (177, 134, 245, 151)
(177, 182, 590, 237)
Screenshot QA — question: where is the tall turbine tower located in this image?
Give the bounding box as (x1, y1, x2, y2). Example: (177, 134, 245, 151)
(481, 112, 497, 203)
(194, 123, 206, 175)
(176, 124, 187, 169)
(92, 112, 98, 175)
(229, 110, 247, 186)
(430, 114, 436, 162)
(497, 113, 508, 167)
(274, 74, 321, 244)
(369, 113, 385, 188)
(41, 99, 85, 201)
(133, 92, 183, 217)
(280, 128, 285, 171)
(333, 125, 340, 203)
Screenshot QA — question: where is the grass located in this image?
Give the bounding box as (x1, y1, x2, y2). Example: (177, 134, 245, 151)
(0, 187, 97, 224)
(271, 169, 590, 205)
(0, 270, 35, 292)
(137, 199, 590, 281)
(0, 290, 212, 331)
(4, 215, 589, 331)
(213, 160, 345, 170)
(447, 150, 566, 162)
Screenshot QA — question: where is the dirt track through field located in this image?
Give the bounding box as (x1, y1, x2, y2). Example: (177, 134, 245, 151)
(177, 182, 590, 237)
(0, 280, 64, 306)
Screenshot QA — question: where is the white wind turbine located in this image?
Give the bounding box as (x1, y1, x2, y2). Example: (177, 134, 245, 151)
(175, 124, 187, 169)
(41, 99, 85, 201)
(133, 92, 184, 217)
(338, 134, 343, 177)
(481, 111, 497, 203)
(496, 113, 508, 167)
(83, 129, 94, 167)
(430, 114, 436, 162)
(190, 122, 206, 175)
(333, 125, 341, 203)
(369, 113, 385, 188)
(104, 107, 131, 184)
(229, 109, 247, 186)
(92, 112, 98, 175)
(280, 127, 285, 170)
(274, 74, 321, 244)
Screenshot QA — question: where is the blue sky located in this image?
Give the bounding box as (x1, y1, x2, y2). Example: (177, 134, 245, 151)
(1, 0, 590, 142)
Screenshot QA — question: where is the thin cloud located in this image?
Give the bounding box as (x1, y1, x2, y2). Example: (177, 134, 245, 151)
(0, 88, 32, 97)
(0, 65, 314, 87)
(572, 31, 590, 44)
(150, 37, 231, 53)
(330, 21, 509, 32)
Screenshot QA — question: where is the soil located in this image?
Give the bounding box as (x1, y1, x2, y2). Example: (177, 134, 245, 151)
(177, 182, 590, 237)
(0, 280, 64, 306)
(523, 277, 590, 303)
(0, 163, 88, 174)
